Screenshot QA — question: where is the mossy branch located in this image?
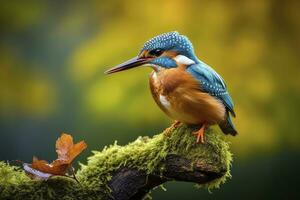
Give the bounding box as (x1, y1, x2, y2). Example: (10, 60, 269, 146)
(0, 124, 232, 200)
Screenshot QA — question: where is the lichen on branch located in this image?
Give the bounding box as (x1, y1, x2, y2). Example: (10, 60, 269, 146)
(0, 124, 232, 200)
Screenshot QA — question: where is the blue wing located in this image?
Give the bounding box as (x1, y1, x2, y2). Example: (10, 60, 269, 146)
(186, 62, 236, 117)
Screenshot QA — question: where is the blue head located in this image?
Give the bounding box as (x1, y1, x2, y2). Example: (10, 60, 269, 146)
(105, 31, 199, 74)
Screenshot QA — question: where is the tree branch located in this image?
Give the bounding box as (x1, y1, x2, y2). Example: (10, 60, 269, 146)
(109, 154, 227, 200)
(0, 124, 232, 200)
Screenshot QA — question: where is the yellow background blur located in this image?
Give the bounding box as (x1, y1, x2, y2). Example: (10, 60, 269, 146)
(0, 0, 299, 199)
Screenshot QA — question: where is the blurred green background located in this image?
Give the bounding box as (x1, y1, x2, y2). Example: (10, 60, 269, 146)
(0, 0, 299, 199)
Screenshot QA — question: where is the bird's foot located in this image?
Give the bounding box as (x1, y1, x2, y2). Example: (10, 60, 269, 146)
(193, 124, 206, 143)
(164, 120, 181, 137)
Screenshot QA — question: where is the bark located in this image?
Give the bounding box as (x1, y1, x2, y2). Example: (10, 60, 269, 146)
(109, 154, 227, 200)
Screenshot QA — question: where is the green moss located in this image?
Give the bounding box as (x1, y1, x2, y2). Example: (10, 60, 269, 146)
(78, 125, 232, 194)
(0, 161, 30, 184)
(0, 125, 232, 199)
(0, 161, 105, 200)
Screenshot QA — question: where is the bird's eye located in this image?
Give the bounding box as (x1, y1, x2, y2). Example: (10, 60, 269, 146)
(149, 49, 163, 57)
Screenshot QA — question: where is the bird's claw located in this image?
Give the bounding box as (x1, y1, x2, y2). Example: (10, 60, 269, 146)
(164, 120, 181, 137)
(193, 125, 206, 143)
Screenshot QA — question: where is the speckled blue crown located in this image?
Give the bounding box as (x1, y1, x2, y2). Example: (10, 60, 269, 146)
(141, 31, 194, 55)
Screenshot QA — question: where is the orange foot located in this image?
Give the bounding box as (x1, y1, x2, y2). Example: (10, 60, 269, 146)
(164, 120, 182, 137)
(193, 124, 206, 143)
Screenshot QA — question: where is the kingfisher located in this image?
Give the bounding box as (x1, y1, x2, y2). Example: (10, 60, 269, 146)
(105, 31, 237, 143)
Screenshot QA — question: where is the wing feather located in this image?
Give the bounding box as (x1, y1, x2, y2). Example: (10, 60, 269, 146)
(187, 62, 236, 117)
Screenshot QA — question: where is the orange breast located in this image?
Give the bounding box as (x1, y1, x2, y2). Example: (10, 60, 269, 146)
(149, 68, 225, 125)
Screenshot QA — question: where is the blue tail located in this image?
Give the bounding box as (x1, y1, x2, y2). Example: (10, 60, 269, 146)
(219, 112, 238, 136)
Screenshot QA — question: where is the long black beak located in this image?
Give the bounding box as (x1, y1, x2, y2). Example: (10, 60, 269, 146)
(104, 56, 150, 74)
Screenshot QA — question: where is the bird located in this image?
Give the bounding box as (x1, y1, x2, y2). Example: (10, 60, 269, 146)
(105, 31, 237, 143)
